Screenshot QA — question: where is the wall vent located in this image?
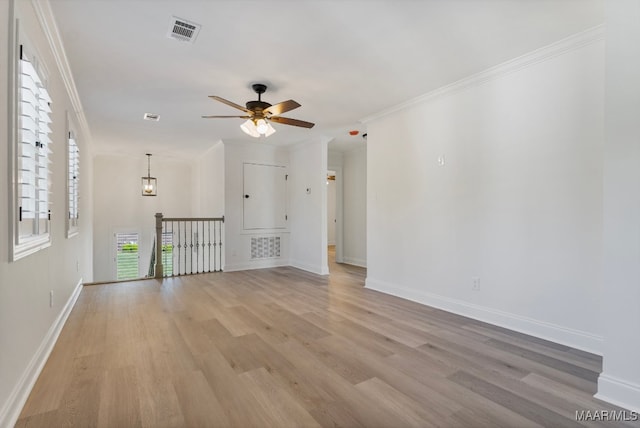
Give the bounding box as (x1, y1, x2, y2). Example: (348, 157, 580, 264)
(167, 16, 201, 43)
(251, 237, 281, 259)
(143, 112, 160, 121)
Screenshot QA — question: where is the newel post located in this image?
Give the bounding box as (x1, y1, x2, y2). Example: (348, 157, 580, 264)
(154, 212, 163, 278)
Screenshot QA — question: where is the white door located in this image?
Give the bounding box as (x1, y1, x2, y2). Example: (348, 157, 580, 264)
(243, 163, 287, 229)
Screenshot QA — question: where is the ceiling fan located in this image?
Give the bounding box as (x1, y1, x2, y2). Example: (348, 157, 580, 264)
(202, 83, 315, 138)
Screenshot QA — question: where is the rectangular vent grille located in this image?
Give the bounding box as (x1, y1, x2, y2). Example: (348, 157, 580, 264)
(167, 17, 201, 43)
(251, 237, 281, 259)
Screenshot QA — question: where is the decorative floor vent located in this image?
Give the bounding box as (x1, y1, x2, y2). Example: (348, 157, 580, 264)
(167, 17, 201, 43)
(251, 237, 281, 259)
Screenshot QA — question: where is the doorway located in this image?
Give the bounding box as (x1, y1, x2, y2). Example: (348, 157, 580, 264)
(327, 170, 336, 266)
(326, 168, 343, 268)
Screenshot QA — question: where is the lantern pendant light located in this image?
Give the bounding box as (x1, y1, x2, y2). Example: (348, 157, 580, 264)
(141, 153, 157, 196)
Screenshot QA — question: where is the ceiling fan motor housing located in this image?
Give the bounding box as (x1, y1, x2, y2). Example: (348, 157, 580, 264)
(246, 100, 272, 114)
(249, 83, 270, 114)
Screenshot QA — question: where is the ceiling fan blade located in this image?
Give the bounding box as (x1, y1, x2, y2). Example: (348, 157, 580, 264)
(201, 115, 251, 119)
(263, 99, 301, 116)
(208, 96, 252, 113)
(270, 116, 315, 129)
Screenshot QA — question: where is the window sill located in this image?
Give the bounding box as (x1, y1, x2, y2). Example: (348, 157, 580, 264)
(12, 235, 51, 261)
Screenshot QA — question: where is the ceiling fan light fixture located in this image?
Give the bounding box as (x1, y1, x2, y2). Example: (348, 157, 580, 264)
(206, 84, 313, 137)
(255, 119, 268, 134)
(240, 119, 260, 138)
(255, 119, 276, 136)
(264, 122, 276, 137)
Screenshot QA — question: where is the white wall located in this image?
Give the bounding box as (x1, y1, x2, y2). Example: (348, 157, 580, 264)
(192, 141, 225, 218)
(289, 139, 330, 275)
(597, 0, 640, 411)
(0, 2, 94, 426)
(93, 155, 193, 281)
(366, 30, 605, 353)
(343, 147, 367, 267)
(223, 142, 290, 271)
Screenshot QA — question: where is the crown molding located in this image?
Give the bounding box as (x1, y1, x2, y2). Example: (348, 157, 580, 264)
(361, 25, 605, 124)
(31, 0, 93, 147)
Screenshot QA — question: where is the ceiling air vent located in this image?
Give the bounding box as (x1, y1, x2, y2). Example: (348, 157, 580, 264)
(167, 16, 201, 43)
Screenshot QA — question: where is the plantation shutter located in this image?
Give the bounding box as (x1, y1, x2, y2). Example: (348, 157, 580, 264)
(68, 132, 79, 229)
(18, 47, 52, 241)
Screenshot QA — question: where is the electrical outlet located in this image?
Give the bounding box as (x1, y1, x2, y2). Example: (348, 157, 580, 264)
(49, 290, 54, 307)
(76, 260, 80, 272)
(438, 154, 446, 166)
(472, 277, 480, 291)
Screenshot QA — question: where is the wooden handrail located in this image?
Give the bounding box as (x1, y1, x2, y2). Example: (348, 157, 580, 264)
(161, 216, 225, 222)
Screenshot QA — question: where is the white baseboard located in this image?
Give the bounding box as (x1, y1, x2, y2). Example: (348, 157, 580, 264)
(342, 257, 367, 268)
(364, 277, 603, 355)
(224, 260, 289, 272)
(290, 259, 329, 276)
(0, 279, 83, 428)
(596, 374, 640, 413)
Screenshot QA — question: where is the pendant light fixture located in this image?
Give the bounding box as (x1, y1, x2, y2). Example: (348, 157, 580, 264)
(141, 153, 157, 196)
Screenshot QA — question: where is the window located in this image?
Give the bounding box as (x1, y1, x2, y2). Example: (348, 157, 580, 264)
(161, 232, 173, 276)
(11, 38, 53, 260)
(67, 129, 79, 237)
(115, 232, 140, 280)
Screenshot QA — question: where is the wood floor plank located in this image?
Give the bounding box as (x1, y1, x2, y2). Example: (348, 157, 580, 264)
(301, 311, 400, 358)
(301, 335, 376, 384)
(308, 401, 367, 428)
(448, 370, 584, 428)
(228, 305, 290, 344)
(52, 354, 103, 427)
(13, 410, 59, 428)
(268, 337, 368, 410)
(135, 365, 185, 427)
(238, 368, 321, 428)
(214, 332, 296, 374)
(98, 365, 142, 428)
(197, 347, 274, 427)
(487, 338, 600, 382)
(172, 370, 229, 427)
(355, 376, 446, 428)
(462, 323, 602, 372)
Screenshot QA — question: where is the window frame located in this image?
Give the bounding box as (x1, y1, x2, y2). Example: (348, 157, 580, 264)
(66, 116, 80, 238)
(9, 18, 54, 261)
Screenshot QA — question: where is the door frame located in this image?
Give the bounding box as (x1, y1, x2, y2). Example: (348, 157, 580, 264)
(327, 165, 344, 263)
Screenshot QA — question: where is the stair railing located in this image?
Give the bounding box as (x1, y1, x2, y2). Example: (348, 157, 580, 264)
(154, 213, 224, 278)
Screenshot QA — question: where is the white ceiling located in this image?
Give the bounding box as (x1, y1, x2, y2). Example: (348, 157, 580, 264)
(48, 0, 603, 159)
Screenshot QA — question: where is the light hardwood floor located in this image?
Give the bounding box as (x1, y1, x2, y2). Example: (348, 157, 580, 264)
(17, 249, 638, 427)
